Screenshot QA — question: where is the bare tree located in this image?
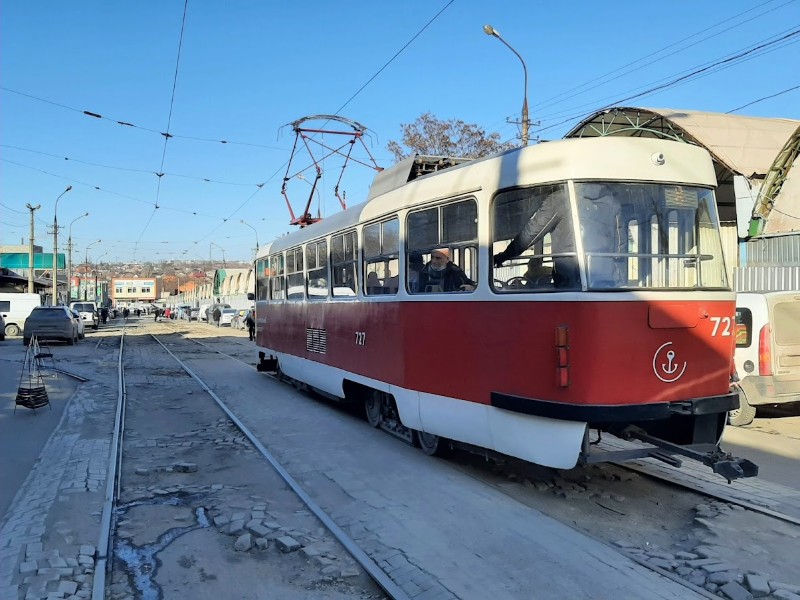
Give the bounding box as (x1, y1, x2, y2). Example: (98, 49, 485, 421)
(387, 112, 515, 163)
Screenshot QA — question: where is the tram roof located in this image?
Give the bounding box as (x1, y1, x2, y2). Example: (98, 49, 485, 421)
(258, 136, 718, 257)
(565, 107, 799, 180)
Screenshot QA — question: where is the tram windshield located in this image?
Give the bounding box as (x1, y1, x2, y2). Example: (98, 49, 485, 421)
(492, 181, 728, 291)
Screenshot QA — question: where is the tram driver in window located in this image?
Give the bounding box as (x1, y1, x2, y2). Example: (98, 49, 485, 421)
(493, 187, 580, 288)
(418, 248, 475, 293)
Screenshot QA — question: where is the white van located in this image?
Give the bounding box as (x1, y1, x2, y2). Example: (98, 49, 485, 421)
(0, 293, 43, 337)
(731, 291, 800, 425)
(69, 301, 99, 330)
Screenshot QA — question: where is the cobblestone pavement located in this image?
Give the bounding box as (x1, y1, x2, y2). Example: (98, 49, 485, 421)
(0, 371, 117, 600)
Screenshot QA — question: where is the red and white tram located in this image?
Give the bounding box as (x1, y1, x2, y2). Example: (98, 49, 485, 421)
(252, 136, 756, 481)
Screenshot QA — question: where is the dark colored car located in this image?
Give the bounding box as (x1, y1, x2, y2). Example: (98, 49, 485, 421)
(23, 306, 79, 346)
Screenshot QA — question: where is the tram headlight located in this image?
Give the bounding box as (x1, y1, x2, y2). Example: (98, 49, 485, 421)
(651, 152, 666, 166)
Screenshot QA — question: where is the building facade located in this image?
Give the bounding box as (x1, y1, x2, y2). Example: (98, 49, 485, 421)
(110, 277, 159, 306)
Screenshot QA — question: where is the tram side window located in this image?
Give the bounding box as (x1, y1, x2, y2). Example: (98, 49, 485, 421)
(491, 185, 572, 292)
(407, 199, 478, 294)
(256, 257, 270, 301)
(269, 253, 285, 300)
(331, 230, 358, 297)
(306, 240, 329, 300)
(286, 248, 304, 300)
(363, 218, 399, 296)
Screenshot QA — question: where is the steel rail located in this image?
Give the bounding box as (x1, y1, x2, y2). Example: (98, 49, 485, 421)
(613, 461, 800, 526)
(149, 332, 410, 600)
(91, 329, 126, 600)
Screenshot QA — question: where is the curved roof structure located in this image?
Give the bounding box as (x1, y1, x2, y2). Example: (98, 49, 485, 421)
(566, 107, 799, 181)
(565, 107, 800, 235)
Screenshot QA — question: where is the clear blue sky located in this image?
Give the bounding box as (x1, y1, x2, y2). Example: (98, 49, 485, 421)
(2, 0, 798, 264)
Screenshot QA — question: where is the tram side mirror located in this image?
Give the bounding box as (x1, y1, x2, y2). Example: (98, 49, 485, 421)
(247, 293, 255, 301)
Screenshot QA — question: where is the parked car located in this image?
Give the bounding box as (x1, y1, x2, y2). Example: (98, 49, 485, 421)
(731, 291, 800, 425)
(189, 307, 200, 321)
(71, 309, 86, 339)
(208, 303, 232, 325)
(217, 308, 237, 327)
(0, 292, 42, 337)
(23, 306, 79, 346)
(231, 309, 248, 330)
(69, 301, 99, 330)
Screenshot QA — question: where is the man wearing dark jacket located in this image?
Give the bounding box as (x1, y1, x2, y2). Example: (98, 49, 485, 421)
(417, 248, 475, 293)
(493, 187, 579, 288)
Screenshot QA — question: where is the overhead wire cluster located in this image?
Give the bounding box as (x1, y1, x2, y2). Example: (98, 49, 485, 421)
(2, 0, 798, 261)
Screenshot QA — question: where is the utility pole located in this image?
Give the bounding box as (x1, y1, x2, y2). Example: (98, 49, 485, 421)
(26, 203, 41, 293)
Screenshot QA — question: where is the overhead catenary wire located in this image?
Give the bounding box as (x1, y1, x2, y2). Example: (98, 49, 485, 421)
(531, 26, 800, 137)
(534, 25, 800, 125)
(0, 86, 285, 151)
(134, 0, 190, 249)
(727, 83, 800, 113)
(3, 3, 796, 261)
(532, 0, 796, 113)
(0, 144, 267, 187)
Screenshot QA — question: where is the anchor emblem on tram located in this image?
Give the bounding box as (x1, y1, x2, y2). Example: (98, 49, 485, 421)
(652, 342, 687, 383)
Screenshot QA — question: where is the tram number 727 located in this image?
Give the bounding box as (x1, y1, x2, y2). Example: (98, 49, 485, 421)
(710, 316, 733, 337)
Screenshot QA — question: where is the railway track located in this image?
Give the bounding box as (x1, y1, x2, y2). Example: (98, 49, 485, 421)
(94, 324, 395, 600)
(93, 320, 798, 600)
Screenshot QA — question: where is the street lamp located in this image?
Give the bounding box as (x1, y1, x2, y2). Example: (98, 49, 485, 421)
(210, 241, 226, 267)
(94, 252, 108, 304)
(52, 185, 73, 304)
(68, 212, 89, 302)
(240, 220, 260, 258)
(83, 240, 101, 300)
(483, 24, 529, 146)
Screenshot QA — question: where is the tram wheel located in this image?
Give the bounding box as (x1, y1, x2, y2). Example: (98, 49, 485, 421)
(365, 390, 383, 427)
(417, 431, 443, 456)
(728, 388, 756, 427)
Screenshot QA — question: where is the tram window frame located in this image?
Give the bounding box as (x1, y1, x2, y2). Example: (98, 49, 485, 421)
(256, 257, 270, 301)
(491, 183, 574, 293)
(286, 248, 304, 300)
(406, 198, 478, 295)
(306, 240, 329, 300)
(269, 253, 286, 301)
(331, 230, 358, 297)
(363, 218, 400, 296)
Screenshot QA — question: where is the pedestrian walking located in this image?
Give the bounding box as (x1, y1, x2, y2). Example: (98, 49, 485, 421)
(245, 309, 255, 341)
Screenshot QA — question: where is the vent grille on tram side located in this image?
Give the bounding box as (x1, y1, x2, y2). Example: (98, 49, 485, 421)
(306, 328, 327, 354)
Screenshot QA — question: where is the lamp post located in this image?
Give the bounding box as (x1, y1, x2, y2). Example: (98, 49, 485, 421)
(483, 24, 529, 146)
(25, 203, 41, 293)
(67, 212, 89, 302)
(83, 239, 101, 300)
(52, 185, 73, 304)
(240, 220, 260, 259)
(210, 241, 227, 267)
(95, 252, 108, 304)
